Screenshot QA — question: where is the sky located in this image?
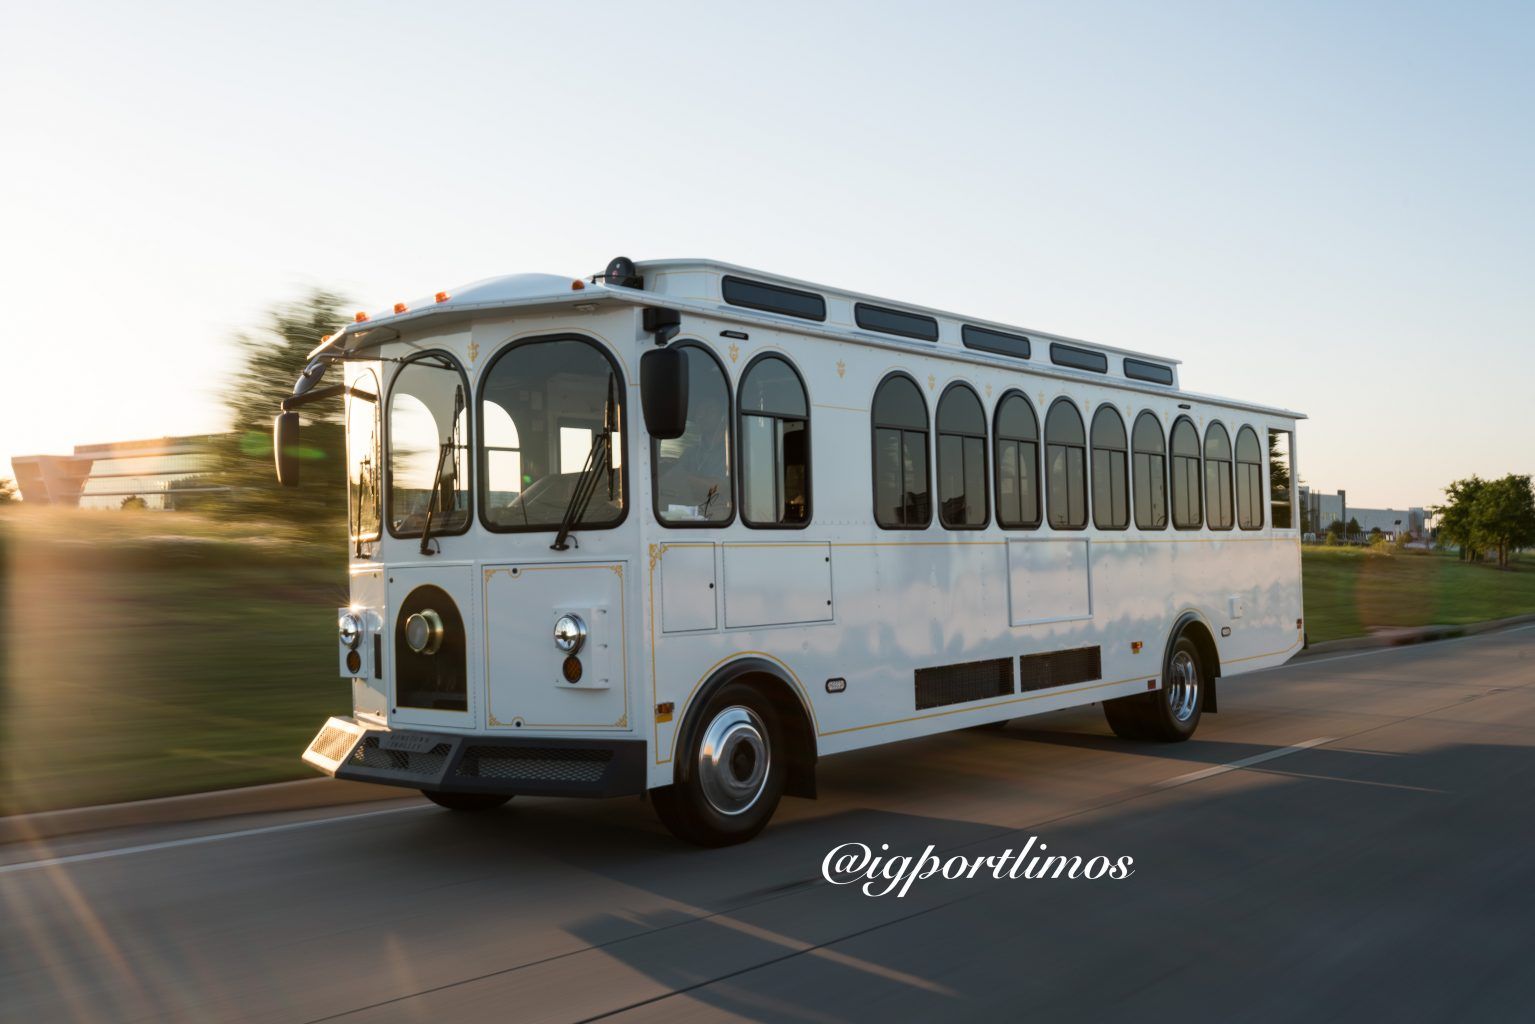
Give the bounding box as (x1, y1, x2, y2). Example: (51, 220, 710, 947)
(1, 0, 1531, 508)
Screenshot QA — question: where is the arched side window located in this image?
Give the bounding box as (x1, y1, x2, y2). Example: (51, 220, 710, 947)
(1205, 422, 1234, 531)
(871, 373, 930, 528)
(653, 343, 733, 526)
(994, 392, 1040, 529)
(1235, 426, 1264, 530)
(1045, 399, 1088, 530)
(937, 383, 989, 528)
(1169, 416, 1202, 530)
(1132, 411, 1167, 530)
(1091, 406, 1129, 530)
(737, 355, 810, 527)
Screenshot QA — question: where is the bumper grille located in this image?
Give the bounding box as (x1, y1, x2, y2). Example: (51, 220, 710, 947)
(456, 746, 612, 784)
(350, 737, 452, 777)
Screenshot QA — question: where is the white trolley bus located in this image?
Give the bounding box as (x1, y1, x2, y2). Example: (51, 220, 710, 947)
(284, 257, 1304, 846)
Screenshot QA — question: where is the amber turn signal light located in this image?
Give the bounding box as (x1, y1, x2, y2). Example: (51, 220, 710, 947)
(562, 656, 583, 683)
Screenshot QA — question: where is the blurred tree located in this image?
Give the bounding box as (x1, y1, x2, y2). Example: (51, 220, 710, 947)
(1346, 516, 1362, 541)
(211, 290, 349, 525)
(1476, 474, 1535, 570)
(120, 495, 148, 510)
(1433, 476, 1487, 562)
(0, 478, 16, 504)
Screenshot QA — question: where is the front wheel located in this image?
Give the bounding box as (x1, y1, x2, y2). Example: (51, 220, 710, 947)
(422, 790, 513, 812)
(1103, 634, 1205, 742)
(652, 682, 785, 847)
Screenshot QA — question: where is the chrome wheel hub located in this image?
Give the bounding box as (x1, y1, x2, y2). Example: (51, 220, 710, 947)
(1167, 649, 1200, 722)
(696, 705, 770, 816)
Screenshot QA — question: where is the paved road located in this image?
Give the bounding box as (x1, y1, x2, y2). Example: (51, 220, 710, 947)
(5, 627, 1534, 1023)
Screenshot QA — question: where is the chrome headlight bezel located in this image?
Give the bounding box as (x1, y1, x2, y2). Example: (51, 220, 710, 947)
(553, 614, 587, 654)
(338, 611, 364, 650)
(404, 609, 445, 655)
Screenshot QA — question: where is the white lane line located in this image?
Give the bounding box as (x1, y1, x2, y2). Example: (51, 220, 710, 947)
(1155, 737, 1335, 789)
(0, 804, 432, 877)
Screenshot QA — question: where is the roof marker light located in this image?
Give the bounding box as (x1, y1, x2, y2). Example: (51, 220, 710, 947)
(354, 312, 368, 323)
(435, 291, 450, 303)
(571, 279, 585, 290)
(393, 302, 408, 314)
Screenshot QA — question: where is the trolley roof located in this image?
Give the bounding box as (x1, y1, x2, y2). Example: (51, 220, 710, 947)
(319, 258, 1304, 421)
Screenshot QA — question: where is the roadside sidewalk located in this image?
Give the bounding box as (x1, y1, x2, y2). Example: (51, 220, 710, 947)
(0, 777, 410, 846)
(1297, 611, 1535, 658)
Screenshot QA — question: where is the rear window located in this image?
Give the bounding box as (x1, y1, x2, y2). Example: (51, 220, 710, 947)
(1050, 343, 1108, 373)
(721, 276, 826, 322)
(855, 303, 940, 342)
(961, 325, 1031, 360)
(1124, 358, 1175, 385)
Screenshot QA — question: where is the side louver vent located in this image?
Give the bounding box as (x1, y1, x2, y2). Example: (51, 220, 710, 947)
(1018, 646, 1102, 692)
(914, 657, 1014, 710)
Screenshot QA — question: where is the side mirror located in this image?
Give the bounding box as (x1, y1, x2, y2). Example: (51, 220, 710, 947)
(640, 347, 689, 440)
(274, 412, 301, 487)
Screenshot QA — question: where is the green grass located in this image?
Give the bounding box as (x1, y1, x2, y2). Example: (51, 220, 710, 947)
(1302, 545, 1535, 643)
(1, 508, 348, 815)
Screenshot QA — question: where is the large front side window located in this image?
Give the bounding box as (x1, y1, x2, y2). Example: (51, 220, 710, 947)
(480, 336, 625, 531)
(388, 354, 469, 537)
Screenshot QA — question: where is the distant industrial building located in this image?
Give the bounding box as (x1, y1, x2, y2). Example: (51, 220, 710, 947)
(1300, 486, 1426, 542)
(10, 436, 223, 510)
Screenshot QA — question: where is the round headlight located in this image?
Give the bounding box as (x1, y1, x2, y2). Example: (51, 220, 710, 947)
(338, 612, 364, 650)
(404, 609, 445, 655)
(553, 614, 587, 654)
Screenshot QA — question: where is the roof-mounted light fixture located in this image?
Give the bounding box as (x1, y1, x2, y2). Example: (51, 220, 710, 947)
(603, 255, 642, 289)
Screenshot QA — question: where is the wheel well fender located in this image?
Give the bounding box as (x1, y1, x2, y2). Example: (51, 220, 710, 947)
(1169, 612, 1222, 713)
(673, 657, 819, 798)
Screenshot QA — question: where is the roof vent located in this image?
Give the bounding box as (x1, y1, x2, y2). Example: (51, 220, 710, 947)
(603, 256, 642, 289)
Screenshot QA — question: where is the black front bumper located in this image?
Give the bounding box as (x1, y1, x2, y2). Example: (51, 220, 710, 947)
(302, 717, 647, 798)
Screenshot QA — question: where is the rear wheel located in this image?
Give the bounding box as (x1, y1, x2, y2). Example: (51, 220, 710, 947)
(653, 681, 785, 847)
(422, 790, 512, 812)
(1103, 634, 1205, 742)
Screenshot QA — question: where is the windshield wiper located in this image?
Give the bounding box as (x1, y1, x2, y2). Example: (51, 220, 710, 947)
(419, 384, 464, 556)
(552, 373, 616, 552)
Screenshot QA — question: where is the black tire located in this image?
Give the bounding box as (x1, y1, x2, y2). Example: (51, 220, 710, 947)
(652, 681, 786, 847)
(1102, 693, 1152, 739)
(421, 790, 513, 812)
(1102, 634, 1205, 742)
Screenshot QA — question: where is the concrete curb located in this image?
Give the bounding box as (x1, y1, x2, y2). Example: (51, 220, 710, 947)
(1296, 612, 1535, 658)
(0, 777, 413, 847)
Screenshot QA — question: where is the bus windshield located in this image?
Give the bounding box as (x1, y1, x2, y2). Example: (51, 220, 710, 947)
(479, 337, 624, 531)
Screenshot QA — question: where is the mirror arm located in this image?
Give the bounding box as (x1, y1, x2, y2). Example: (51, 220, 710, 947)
(280, 384, 376, 413)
